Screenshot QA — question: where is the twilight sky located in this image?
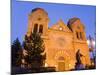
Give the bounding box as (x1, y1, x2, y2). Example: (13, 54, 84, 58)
(11, 0, 96, 43)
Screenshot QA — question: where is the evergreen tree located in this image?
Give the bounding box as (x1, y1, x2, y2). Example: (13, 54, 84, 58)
(11, 38, 22, 67)
(23, 32, 46, 69)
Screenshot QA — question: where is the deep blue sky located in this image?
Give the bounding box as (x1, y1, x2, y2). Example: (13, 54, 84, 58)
(11, 0, 96, 43)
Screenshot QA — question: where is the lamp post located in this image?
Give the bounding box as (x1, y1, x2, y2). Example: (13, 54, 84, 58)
(87, 35, 95, 66)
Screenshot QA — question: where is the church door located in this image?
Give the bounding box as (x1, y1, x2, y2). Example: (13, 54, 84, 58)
(58, 56, 65, 71)
(58, 61, 65, 71)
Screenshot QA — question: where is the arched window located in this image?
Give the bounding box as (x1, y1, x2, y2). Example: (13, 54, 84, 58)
(80, 32, 83, 40)
(58, 56, 65, 61)
(39, 25, 43, 33)
(33, 24, 38, 33)
(76, 32, 79, 39)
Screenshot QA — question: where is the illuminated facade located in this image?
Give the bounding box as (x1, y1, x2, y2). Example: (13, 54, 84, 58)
(26, 8, 90, 71)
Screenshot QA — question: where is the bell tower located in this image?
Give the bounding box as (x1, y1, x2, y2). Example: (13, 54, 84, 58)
(67, 17, 86, 41)
(27, 8, 49, 36)
(67, 17, 90, 66)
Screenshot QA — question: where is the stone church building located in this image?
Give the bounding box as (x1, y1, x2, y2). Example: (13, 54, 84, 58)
(26, 8, 90, 71)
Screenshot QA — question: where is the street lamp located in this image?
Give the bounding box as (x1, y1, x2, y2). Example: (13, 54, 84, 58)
(87, 35, 95, 51)
(87, 35, 96, 66)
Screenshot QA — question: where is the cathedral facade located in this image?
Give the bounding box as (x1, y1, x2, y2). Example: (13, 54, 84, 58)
(26, 8, 90, 71)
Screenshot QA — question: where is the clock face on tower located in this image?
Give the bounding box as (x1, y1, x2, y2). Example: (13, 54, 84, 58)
(56, 37, 66, 47)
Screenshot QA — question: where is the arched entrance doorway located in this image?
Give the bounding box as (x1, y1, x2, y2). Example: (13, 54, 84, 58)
(55, 50, 70, 71)
(58, 56, 65, 71)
